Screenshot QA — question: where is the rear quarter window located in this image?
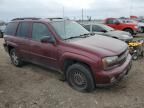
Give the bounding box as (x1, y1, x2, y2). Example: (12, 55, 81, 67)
(5, 22, 18, 36)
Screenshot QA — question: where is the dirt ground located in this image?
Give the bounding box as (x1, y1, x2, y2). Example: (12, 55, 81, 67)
(0, 38, 144, 108)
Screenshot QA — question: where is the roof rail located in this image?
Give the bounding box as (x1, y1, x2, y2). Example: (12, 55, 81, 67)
(11, 17, 40, 21)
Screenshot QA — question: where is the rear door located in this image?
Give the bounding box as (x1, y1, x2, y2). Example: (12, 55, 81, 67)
(29, 22, 58, 69)
(15, 22, 31, 60)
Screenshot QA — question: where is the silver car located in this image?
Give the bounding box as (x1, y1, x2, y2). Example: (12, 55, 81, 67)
(82, 23, 133, 42)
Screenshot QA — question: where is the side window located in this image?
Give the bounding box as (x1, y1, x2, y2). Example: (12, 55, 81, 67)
(83, 25, 90, 31)
(5, 22, 18, 35)
(16, 22, 30, 38)
(92, 25, 104, 32)
(32, 23, 52, 41)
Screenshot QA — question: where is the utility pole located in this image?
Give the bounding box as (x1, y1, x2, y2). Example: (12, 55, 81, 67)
(82, 8, 83, 23)
(130, 0, 133, 16)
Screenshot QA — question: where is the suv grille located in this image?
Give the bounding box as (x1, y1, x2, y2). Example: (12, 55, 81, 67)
(117, 49, 129, 65)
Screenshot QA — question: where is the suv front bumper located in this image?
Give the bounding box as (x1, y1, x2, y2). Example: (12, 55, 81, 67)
(95, 54, 132, 87)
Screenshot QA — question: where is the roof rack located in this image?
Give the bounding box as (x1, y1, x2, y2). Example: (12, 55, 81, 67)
(47, 17, 69, 21)
(47, 17, 63, 21)
(11, 17, 40, 21)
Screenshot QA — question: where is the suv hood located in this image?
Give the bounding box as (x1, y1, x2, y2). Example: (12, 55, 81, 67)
(70, 35, 128, 56)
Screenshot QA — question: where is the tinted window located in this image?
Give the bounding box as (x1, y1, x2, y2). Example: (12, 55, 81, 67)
(32, 23, 52, 41)
(83, 25, 90, 31)
(5, 22, 18, 35)
(92, 25, 104, 32)
(16, 22, 30, 38)
(106, 19, 119, 24)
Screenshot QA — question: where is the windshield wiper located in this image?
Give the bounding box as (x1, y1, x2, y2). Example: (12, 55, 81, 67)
(64, 33, 95, 40)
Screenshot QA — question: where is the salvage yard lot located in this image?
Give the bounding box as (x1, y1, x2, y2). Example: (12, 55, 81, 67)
(0, 38, 144, 108)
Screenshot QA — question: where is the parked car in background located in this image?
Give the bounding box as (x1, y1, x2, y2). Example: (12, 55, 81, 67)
(104, 18, 139, 35)
(135, 19, 144, 33)
(120, 19, 143, 33)
(3, 18, 132, 92)
(82, 23, 133, 42)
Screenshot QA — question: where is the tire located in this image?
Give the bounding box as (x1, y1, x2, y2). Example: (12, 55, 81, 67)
(10, 49, 23, 67)
(124, 28, 133, 35)
(141, 51, 144, 57)
(66, 63, 95, 92)
(0, 32, 3, 38)
(132, 54, 138, 60)
(141, 27, 144, 33)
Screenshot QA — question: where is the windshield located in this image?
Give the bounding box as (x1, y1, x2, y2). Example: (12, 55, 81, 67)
(51, 21, 89, 40)
(101, 24, 114, 31)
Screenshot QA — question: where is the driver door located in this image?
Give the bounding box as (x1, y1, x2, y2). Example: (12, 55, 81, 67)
(106, 19, 118, 30)
(29, 22, 58, 69)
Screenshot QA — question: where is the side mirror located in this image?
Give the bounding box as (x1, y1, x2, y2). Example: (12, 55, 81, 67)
(40, 36, 55, 44)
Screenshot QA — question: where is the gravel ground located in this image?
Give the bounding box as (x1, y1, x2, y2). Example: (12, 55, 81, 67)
(0, 38, 144, 108)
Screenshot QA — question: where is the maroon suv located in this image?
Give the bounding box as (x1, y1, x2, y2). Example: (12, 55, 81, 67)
(3, 18, 132, 92)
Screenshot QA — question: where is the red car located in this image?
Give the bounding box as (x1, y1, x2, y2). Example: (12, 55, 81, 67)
(3, 18, 132, 92)
(104, 18, 139, 35)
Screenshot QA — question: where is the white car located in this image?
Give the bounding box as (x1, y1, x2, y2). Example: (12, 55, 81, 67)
(120, 19, 143, 33)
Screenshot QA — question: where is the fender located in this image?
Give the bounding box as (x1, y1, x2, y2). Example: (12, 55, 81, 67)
(59, 52, 101, 73)
(7, 41, 18, 48)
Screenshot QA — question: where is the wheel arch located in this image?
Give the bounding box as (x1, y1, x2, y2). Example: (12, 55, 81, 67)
(59, 53, 98, 83)
(123, 27, 133, 32)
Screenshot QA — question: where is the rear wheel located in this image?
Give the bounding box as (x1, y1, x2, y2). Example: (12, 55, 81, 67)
(66, 63, 95, 92)
(10, 49, 23, 67)
(124, 28, 133, 35)
(0, 32, 3, 38)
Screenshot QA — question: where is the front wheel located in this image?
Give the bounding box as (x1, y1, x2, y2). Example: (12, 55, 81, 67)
(66, 63, 95, 92)
(124, 28, 133, 35)
(10, 49, 23, 67)
(132, 53, 138, 60)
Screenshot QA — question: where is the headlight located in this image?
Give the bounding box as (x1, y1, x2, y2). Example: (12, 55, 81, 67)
(134, 26, 138, 29)
(102, 56, 118, 70)
(122, 35, 130, 38)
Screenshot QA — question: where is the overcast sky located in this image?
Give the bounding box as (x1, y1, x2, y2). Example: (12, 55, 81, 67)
(0, 0, 144, 21)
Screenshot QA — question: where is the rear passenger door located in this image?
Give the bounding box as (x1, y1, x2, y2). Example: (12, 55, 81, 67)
(15, 22, 31, 60)
(29, 22, 58, 69)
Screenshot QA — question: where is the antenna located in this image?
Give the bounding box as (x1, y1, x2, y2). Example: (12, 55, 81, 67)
(62, 6, 66, 40)
(63, 6, 65, 18)
(82, 8, 84, 23)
